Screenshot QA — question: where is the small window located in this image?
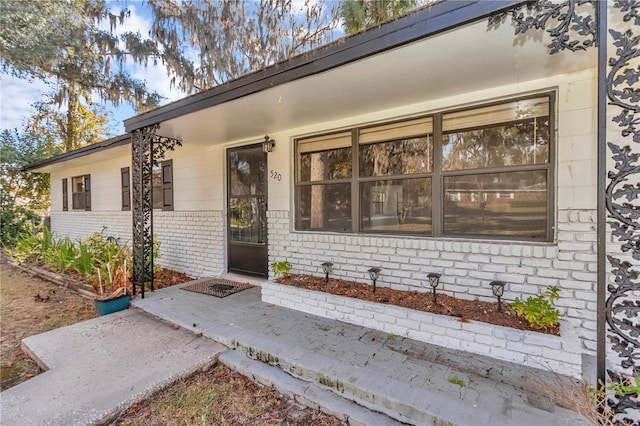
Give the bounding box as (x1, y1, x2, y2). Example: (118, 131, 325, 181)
(62, 178, 68, 211)
(152, 159, 173, 211)
(121, 167, 130, 211)
(71, 175, 91, 211)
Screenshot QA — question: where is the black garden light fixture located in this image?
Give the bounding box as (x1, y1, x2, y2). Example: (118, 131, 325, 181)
(490, 280, 506, 312)
(262, 135, 276, 153)
(321, 262, 333, 284)
(368, 267, 381, 293)
(427, 273, 441, 303)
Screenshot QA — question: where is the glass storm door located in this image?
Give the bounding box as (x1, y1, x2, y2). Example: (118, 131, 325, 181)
(227, 144, 268, 276)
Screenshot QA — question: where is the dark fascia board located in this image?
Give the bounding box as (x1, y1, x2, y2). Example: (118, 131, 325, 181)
(22, 133, 131, 171)
(124, 0, 527, 132)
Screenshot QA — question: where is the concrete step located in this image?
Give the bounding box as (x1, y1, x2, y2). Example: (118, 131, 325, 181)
(132, 284, 587, 426)
(226, 326, 584, 426)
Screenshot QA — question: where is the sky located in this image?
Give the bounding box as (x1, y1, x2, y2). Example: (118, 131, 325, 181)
(0, 1, 187, 138)
(0, 0, 347, 139)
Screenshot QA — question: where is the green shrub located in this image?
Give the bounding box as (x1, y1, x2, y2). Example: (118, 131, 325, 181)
(512, 286, 560, 330)
(48, 237, 78, 273)
(73, 243, 94, 276)
(270, 261, 291, 278)
(11, 226, 53, 264)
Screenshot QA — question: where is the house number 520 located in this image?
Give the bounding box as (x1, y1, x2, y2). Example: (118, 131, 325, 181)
(270, 170, 282, 181)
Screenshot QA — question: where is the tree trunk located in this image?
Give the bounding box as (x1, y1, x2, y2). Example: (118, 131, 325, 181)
(65, 90, 80, 152)
(310, 152, 327, 228)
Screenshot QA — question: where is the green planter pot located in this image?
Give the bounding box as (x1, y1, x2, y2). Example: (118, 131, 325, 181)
(93, 295, 130, 316)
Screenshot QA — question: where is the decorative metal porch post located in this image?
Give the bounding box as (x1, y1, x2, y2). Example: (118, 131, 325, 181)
(131, 125, 182, 298)
(132, 126, 155, 298)
(491, 0, 639, 418)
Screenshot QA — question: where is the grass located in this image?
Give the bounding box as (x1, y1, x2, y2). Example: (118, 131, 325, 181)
(113, 364, 341, 425)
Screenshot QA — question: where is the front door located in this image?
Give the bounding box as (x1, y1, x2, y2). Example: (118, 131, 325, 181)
(227, 144, 268, 276)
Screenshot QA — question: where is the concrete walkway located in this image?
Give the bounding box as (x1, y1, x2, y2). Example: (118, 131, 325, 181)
(132, 278, 586, 426)
(0, 309, 224, 425)
(1, 277, 588, 425)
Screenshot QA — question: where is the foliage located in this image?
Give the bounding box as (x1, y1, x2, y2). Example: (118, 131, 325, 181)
(270, 261, 292, 278)
(0, 0, 168, 150)
(0, 128, 59, 211)
(448, 375, 466, 388)
(341, 0, 418, 34)
(607, 375, 640, 399)
(47, 237, 78, 273)
(0, 191, 41, 249)
(146, 0, 341, 90)
(10, 226, 51, 264)
(512, 286, 561, 330)
(27, 96, 113, 151)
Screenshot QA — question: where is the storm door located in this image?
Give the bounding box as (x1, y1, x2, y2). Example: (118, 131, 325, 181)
(227, 144, 268, 276)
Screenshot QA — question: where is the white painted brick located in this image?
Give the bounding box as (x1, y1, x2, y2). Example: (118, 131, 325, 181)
(475, 334, 506, 347)
(506, 341, 543, 356)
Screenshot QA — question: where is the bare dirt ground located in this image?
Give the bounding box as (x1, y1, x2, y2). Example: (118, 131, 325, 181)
(1, 263, 341, 425)
(1, 264, 97, 390)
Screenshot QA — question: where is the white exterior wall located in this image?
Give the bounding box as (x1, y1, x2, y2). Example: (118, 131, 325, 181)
(265, 69, 599, 379)
(46, 66, 599, 379)
(49, 143, 227, 278)
(49, 150, 132, 243)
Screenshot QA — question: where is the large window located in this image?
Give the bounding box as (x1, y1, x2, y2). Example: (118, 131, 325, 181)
(295, 94, 553, 240)
(71, 175, 91, 211)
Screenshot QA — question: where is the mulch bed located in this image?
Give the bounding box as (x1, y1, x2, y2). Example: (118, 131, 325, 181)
(275, 274, 560, 335)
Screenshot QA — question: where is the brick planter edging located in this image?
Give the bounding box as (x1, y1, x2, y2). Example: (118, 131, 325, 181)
(262, 281, 582, 378)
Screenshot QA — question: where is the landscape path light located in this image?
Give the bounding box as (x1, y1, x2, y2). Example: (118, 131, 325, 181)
(427, 273, 441, 303)
(368, 267, 381, 293)
(490, 280, 506, 312)
(321, 262, 333, 284)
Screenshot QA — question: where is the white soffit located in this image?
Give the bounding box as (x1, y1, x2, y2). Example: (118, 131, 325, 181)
(30, 143, 131, 173)
(157, 17, 595, 144)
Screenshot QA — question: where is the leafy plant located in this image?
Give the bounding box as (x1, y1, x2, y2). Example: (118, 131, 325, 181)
(48, 237, 77, 273)
(270, 261, 291, 278)
(73, 243, 94, 276)
(448, 375, 467, 388)
(607, 375, 640, 398)
(512, 286, 561, 330)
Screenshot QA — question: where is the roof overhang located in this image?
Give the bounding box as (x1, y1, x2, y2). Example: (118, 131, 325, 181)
(23, 134, 131, 173)
(124, 0, 529, 135)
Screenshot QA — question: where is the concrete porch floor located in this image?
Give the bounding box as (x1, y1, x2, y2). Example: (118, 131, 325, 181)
(131, 276, 587, 425)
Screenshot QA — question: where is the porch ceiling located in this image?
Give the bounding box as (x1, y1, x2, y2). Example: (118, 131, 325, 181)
(155, 18, 595, 145)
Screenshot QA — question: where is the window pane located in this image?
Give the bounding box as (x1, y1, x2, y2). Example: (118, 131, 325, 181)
(229, 197, 266, 243)
(360, 178, 432, 234)
(359, 136, 433, 177)
(229, 147, 265, 196)
(300, 148, 352, 181)
(443, 171, 547, 238)
(152, 165, 162, 209)
(72, 177, 84, 193)
(443, 97, 550, 171)
(298, 183, 351, 231)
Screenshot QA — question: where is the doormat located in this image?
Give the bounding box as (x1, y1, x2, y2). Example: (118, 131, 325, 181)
(181, 279, 254, 298)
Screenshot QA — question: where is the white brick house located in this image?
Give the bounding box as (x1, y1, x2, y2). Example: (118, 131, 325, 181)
(26, 1, 634, 385)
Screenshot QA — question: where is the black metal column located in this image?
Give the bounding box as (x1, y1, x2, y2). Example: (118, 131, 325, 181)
(131, 126, 155, 298)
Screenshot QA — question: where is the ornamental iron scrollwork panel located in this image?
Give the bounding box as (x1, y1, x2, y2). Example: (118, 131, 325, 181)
(131, 125, 182, 298)
(488, 0, 598, 53)
(490, 0, 639, 418)
(604, 2, 640, 416)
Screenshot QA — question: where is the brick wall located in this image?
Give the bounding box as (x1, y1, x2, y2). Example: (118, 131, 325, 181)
(154, 211, 225, 278)
(262, 281, 582, 377)
(51, 210, 225, 278)
(267, 209, 597, 377)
